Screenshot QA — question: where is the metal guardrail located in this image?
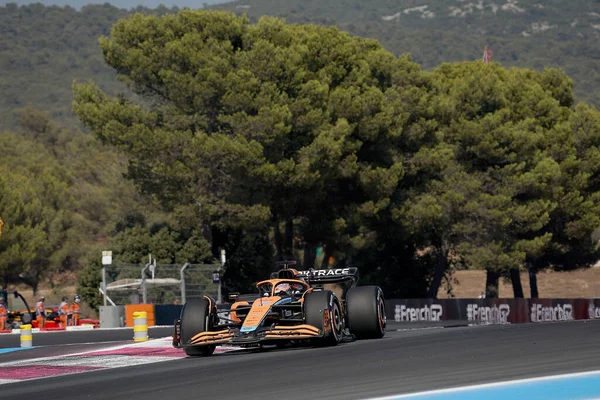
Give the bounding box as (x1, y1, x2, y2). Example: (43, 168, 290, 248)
(101, 262, 224, 306)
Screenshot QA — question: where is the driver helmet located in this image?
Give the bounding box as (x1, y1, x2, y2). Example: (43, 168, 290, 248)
(74, 295, 80, 303)
(274, 283, 291, 295)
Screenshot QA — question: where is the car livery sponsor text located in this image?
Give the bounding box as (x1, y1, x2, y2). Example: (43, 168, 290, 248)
(296, 268, 351, 277)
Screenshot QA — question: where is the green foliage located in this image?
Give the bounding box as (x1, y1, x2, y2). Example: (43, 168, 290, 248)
(350, 224, 434, 298)
(75, 211, 216, 309)
(401, 61, 600, 296)
(0, 106, 167, 296)
(3, 4, 600, 301)
(221, 229, 275, 296)
(0, 128, 77, 291)
(428, 62, 565, 275)
(69, 8, 600, 299)
(110, 224, 214, 265)
(2, 1, 229, 9)
(213, 0, 600, 108)
(1, 1, 598, 133)
(538, 102, 600, 271)
(0, 3, 131, 129)
(72, 10, 430, 270)
(77, 255, 103, 311)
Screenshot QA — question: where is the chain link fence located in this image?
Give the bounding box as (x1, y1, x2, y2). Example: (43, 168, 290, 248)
(101, 262, 223, 306)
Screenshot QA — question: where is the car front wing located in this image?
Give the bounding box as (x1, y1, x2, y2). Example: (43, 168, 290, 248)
(172, 319, 323, 349)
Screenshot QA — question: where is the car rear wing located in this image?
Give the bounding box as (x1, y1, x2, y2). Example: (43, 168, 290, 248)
(270, 261, 359, 285)
(296, 267, 359, 285)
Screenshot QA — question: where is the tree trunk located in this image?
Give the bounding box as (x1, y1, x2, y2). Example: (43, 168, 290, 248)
(303, 242, 317, 269)
(529, 266, 539, 298)
(321, 245, 335, 268)
(427, 242, 448, 299)
(510, 268, 524, 298)
(209, 225, 228, 260)
(283, 219, 294, 260)
(274, 222, 283, 261)
(201, 222, 213, 246)
(485, 269, 500, 298)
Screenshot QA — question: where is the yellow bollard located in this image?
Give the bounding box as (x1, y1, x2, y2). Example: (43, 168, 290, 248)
(133, 311, 148, 342)
(20, 324, 32, 348)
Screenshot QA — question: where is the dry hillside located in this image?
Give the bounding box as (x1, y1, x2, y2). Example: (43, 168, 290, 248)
(438, 267, 600, 298)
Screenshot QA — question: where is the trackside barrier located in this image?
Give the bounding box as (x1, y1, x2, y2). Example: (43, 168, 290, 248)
(125, 304, 155, 327)
(386, 298, 600, 325)
(5, 298, 600, 333)
(20, 324, 32, 347)
(133, 311, 148, 342)
(154, 304, 183, 326)
(99, 305, 125, 328)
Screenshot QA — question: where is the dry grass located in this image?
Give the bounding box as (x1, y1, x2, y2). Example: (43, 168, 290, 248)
(4, 274, 98, 318)
(438, 267, 600, 298)
(9, 284, 78, 305)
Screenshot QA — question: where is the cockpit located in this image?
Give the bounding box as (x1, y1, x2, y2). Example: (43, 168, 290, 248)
(256, 280, 309, 298)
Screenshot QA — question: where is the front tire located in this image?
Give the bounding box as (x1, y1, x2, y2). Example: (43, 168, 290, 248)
(346, 286, 386, 339)
(180, 298, 216, 356)
(304, 290, 343, 346)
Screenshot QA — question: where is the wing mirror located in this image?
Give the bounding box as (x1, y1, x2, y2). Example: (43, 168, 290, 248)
(228, 292, 240, 301)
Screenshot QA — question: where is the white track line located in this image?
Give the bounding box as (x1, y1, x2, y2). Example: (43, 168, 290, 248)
(366, 369, 600, 399)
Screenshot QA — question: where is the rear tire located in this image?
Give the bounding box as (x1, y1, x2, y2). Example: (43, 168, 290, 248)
(180, 298, 216, 356)
(346, 286, 386, 339)
(304, 290, 343, 346)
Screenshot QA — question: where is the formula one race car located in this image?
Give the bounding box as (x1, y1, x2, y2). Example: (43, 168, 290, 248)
(172, 261, 386, 356)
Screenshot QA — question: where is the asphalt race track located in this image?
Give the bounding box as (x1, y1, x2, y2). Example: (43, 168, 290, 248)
(0, 319, 599, 400)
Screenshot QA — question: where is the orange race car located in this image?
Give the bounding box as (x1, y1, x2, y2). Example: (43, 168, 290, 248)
(172, 261, 386, 356)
